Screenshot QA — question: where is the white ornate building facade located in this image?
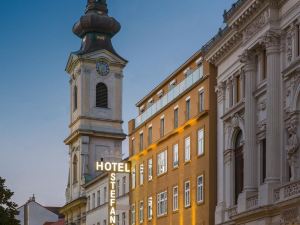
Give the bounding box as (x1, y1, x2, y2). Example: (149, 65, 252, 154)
(203, 0, 300, 224)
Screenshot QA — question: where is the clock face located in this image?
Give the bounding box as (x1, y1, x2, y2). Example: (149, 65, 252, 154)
(96, 61, 110, 76)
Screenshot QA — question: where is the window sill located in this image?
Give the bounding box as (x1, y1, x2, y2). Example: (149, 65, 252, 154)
(184, 160, 191, 165)
(157, 171, 168, 178)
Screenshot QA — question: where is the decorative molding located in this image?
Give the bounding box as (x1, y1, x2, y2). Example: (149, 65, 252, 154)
(243, 10, 270, 42)
(280, 207, 300, 225)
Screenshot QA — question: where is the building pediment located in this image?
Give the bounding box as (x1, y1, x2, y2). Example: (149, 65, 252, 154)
(65, 49, 127, 75)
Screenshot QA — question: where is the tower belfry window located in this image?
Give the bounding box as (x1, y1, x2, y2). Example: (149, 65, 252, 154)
(73, 85, 78, 111)
(96, 82, 108, 108)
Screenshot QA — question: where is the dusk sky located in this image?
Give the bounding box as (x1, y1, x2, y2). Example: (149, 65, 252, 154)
(0, 0, 235, 207)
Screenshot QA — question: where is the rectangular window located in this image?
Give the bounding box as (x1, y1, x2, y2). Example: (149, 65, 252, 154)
(97, 190, 100, 206)
(148, 197, 153, 220)
(92, 193, 95, 209)
(116, 180, 120, 197)
(139, 132, 144, 151)
(122, 212, 126, 225)
(116, 215, 120, 225)
(198, 129, 204, 156)
(173, 143, 179, 168)
(131, 138, 135, 155)
(185, 136, 191, 162)
(160, 117, 165, 137)
(186, 99, 190, 120)
(132, 167, 136, 189)
(122, 176, 126, 195)
(199, 91, 204, 112)
(131, 204, 135, 225)
(148, 158, 153, 181)
(197, 175, 204, 203)
(185, 181, 190, 207)
(104, 186, 107, 203)
(103, 219, 107, 225)
(148, 126, 152, 145)
(263, 49, 267, 80)
(174, 108, 179, 128)
(87, 196, 90, 211)
(139, 201, 144, 223)
(157, 150, 167, 175)
(139, 163, 144, 185)
(157, 191, 168, 216)
(261, 139, 266, 184)
(173, 186, 178, 211)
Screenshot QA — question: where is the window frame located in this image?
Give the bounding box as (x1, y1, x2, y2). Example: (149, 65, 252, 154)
(197, 128, 205, 156)
(173, 186, 179, 211)
(157, 191, 168, 217)
(157, 150, 168, 176)
(148, 158, 153, 181)
(173, 143, 179, 168)
(184, 181, 191, 207)
(184, 136, 191, 162)
(197, 175, 204, 203)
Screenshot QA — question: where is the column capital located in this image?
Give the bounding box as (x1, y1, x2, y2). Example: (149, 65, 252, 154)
(239, 49, 256, 72)
(262, 31, 281, 52)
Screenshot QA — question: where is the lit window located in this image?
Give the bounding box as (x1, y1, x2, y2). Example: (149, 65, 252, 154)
(198, 129, 204, 156)
(157, 150, 167, 175)
(139, 164, 144, 185)
(139, 201, 144, 223)
(197, 175, 204, 203)
(157, 191, 167, 216)
(185, 136, 191, 162)
(132, 167, 136, 189)
(173, 144, 179, 168)
(148, 158, 153, 181)
(185, 181, 190, 207)
(131, 204, 136, 225)
(173, 186, 178, 211)
(148, 197, 153, 220)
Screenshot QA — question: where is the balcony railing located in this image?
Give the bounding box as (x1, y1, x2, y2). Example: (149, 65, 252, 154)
(274, 180, 300, 203)
(135, 65, 204, 128)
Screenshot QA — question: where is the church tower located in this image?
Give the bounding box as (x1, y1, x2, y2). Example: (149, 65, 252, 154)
(61, 0, 127, 223)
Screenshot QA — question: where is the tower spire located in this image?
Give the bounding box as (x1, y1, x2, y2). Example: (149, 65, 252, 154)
(72, 0, 121, 55)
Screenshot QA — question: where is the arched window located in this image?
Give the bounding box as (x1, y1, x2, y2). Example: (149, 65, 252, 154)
(73, 85, 78, 111)
(73, 155, 78, 184)
(96, 83, 108, 108)
(234, 130, 244, 204)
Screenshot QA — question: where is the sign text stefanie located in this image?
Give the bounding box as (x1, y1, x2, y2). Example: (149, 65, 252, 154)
(96, 161, 130, 225)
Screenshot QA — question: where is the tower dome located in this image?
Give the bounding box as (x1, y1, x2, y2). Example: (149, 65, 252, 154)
(73, 0, 121, 55)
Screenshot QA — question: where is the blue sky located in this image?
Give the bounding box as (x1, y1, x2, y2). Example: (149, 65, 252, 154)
(0, 0, 235, 206)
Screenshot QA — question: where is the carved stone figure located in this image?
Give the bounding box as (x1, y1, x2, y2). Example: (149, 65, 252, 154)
(286, 120, 300, 181)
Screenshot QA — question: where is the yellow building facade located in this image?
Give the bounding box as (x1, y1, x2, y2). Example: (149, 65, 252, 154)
(128, 51, 217, 225)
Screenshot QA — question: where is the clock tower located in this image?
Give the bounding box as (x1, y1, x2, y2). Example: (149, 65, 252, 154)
(61, 0, 127, 223)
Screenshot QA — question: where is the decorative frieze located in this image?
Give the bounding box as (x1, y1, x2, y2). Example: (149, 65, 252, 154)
(280, 207, 300, 225)
(243, 10, 270, 42)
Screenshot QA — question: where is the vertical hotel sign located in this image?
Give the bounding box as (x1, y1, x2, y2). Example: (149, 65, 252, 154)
(96, 162, 130, 225)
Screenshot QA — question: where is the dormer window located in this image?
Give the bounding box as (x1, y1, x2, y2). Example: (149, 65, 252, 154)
(196, 56, 203, 66)
(147, 98, 154, 108)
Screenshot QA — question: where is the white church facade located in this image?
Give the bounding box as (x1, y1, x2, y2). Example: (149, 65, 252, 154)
(60, 0, 130, 224)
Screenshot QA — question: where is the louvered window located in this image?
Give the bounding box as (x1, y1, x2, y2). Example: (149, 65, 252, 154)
(96, 83, 108, 108)
(73, 85, 78, 111)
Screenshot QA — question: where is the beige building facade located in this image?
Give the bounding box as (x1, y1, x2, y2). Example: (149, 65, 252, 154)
(128, 51, 217, 225)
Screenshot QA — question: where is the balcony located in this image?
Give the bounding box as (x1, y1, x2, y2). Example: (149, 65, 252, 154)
(274, 180, 300, 203)
(135, 65, 204, 128)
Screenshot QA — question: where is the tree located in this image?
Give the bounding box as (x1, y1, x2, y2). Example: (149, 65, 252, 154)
(0, 177, 20, 225)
